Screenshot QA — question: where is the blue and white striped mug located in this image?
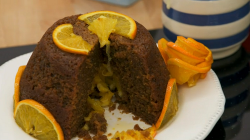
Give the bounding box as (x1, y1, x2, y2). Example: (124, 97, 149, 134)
(162, 0, 250, 59)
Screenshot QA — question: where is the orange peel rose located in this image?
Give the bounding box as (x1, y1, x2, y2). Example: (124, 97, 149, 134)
(158, 36, 213, 87)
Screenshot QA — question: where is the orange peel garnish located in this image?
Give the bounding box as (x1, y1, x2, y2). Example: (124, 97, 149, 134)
(167, 58, 210, 85)
(158, 37, 213, 86)
(167, 58, 211, 73)
(175, 36, 208, 57)
(155, 78, 178, 129)
(158, 38, 169, 64)
(167, 42, 205, 65)
(13, 65, 26, 111)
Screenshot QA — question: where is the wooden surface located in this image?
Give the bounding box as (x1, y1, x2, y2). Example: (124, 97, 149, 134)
(0, 0, 162, 48)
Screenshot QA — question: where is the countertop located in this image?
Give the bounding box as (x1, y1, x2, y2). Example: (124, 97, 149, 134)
(0, 0, 162, 48)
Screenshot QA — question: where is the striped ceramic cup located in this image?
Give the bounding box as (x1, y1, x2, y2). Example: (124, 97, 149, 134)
(162, 0, 250, 59)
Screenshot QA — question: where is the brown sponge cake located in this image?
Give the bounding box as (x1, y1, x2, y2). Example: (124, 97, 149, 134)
(19, 14, 169, 139)
(19, 15, 102, 140)
(109, 22, 169, 124)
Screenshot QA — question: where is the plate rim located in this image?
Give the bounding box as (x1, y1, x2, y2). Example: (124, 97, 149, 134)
(193, 70, 225, 140)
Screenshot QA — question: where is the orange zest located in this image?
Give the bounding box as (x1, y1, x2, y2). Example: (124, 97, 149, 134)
(13, 65, 26, 111)
(155, 78, 178, 129)
(14, 99, 64, 140)
(52, 24, 93, 55)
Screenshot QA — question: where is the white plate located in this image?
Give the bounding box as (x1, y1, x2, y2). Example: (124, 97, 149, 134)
(0, 52, 225, 140)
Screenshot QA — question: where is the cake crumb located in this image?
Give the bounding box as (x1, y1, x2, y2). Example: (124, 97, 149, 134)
(140, 130, 150, 138)
(93, 135, 108, 140)
(134, 124, 143, 131)
(87, 112, 107, 135)
(140, 118, 151, 125)
(132, 115, 140, 121)
(112, 113, 114, 115)
(117, 118, 121, 121)
(109, 103, 116, 112)
(110, 129, 154, 140)
(77, 129, 91, 140)
(117, 104, 130, 114)
(107, 133, 112, 137)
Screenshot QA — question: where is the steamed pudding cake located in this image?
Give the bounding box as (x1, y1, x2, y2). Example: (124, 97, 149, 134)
(16, 11, 170, 140)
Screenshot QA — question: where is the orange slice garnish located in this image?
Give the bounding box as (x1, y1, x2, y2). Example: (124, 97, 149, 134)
(14, 99, 64, 140)
(13, 65, 26, 111)
(52, 24, 93, 55)
(155, 78, 178, 129)
(78, 11, 137, 40)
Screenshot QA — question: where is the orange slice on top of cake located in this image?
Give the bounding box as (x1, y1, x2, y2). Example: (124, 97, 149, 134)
(52, 24, 93, 55)
(78, 11, 137, 40)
